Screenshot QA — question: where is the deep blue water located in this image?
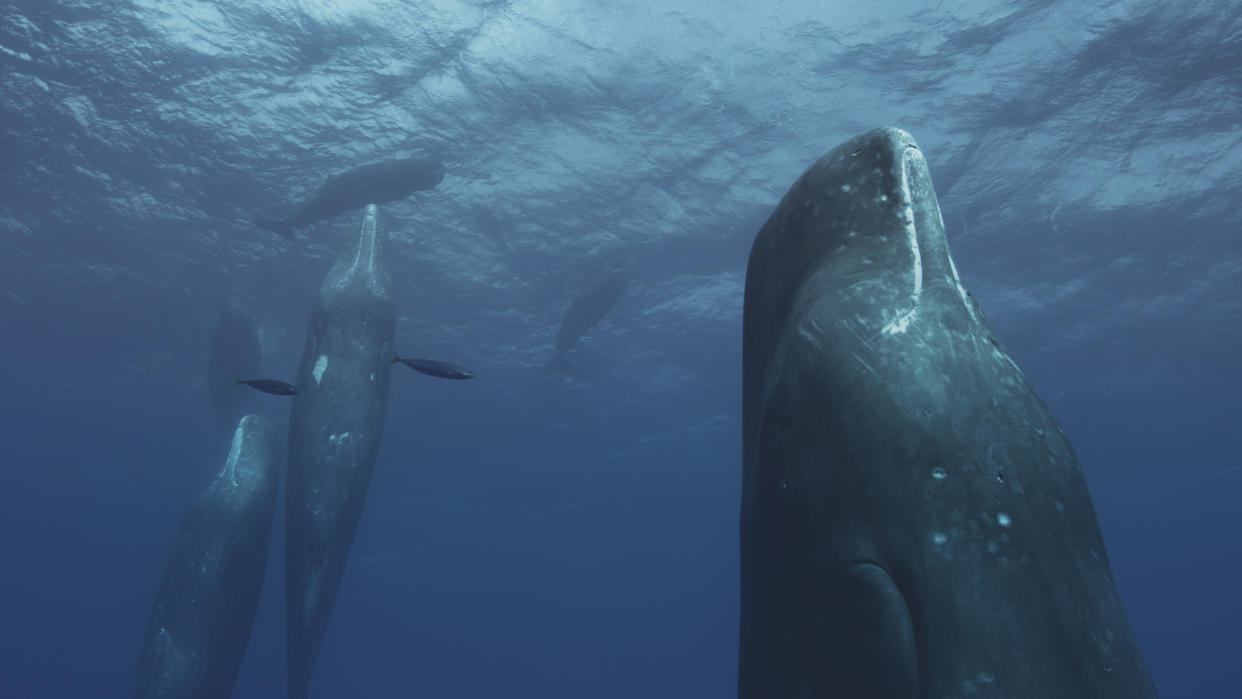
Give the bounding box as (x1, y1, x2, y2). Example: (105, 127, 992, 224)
(2, 1, 1239, 697)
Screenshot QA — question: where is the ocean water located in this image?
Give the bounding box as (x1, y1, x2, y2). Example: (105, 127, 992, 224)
(1, 1, 1239, 697)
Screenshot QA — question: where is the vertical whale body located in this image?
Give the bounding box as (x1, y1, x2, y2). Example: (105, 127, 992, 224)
(134, 414, 281, 699)
(286, 204, 395, 699)
(739, 128, 1157, 697)
(543, 269, 628, 373)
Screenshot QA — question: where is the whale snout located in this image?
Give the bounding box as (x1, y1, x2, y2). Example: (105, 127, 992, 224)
(411, 159, 445, 189)
(428, 160, 446, 186)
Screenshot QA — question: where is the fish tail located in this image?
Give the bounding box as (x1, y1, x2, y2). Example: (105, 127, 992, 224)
(253, 218, 294, 239)
(231, 374, 243, 388)
(391, 352, 401, 365)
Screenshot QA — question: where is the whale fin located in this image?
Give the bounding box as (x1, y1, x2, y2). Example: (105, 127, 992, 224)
(254, 218, 294, 239)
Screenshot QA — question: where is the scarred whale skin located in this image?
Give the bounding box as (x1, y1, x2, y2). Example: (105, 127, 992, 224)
(256, 157, 444, 238)
(739, 128, 1157, 698)
(134, 414, 281, 699)
(286, 204, 395, 699)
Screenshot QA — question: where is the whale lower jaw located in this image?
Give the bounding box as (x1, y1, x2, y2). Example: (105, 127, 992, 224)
(323, 203, 391, 300)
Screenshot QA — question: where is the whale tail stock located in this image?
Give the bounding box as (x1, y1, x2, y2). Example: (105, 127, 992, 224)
(541, 352, 578, 375)
(254, 217, 295, 239)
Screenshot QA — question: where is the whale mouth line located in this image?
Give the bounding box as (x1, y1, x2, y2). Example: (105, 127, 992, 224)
(339, 204, 385, 297)
(898, 143, 978, 323)
(220, 423, 245, 487)
(881, 145, 925, 336)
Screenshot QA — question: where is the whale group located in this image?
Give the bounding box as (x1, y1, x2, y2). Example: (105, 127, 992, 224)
(135, 133, 1157, 698)
(142, 202, 475, 698)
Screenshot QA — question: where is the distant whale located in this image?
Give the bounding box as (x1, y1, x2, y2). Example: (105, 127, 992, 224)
(286, 204, 395, 699)
(543, 269, 628, 373)
(738, 128, 1157, 697)
(255, 157, 444, 238)
(206, 303, 261, 438)
(134, 414, 281, 699)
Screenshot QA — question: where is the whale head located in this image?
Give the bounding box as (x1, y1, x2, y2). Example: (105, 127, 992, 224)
(744, 128, 984, 385)
(401, 158, 445, 190)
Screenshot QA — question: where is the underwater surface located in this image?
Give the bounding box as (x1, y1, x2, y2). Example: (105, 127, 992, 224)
(1, 0, 1239, 697)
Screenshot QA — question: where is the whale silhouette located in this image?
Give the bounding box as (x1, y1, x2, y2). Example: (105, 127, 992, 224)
(543, 269, 628, 374)
(255, 157, 444, 238)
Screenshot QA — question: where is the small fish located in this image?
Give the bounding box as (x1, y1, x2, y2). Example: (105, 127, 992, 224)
(233, 376, 298, 395)
(392, 356, 474, 380)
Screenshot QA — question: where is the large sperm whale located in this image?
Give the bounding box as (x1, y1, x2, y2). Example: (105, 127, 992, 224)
(285, 204, 395, 699)
(134, 414, 281, 699)
(739, 127, 1158, 698)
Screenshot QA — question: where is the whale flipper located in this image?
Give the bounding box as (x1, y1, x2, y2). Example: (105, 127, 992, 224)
(134, 414, 281, 699)
(739, 127, 1157, 698)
